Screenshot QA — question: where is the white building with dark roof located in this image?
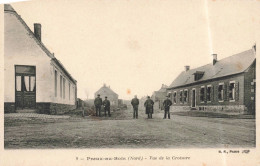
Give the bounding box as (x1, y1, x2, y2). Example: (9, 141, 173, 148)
(167, 46, 256, 114)
(4, 4, 77, 114)
(94, 84, 119, 106)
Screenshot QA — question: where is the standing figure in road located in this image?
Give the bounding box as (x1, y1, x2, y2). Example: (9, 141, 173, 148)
(103, 96, 111, 117)
(94, 94, 102, 117)
(163, 95, 172, 119)
(131, 95, 139, 119)
(144, 96, 154, 119)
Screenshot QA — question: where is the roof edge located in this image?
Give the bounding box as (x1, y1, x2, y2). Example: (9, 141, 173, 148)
(167, 71, 245, 90)
(52, 58, 77, 84)
(4, 4, 16, 12)
(6, 4, 77, 85)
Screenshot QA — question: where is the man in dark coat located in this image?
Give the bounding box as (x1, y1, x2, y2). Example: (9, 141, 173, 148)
(144, 96, 154, 119)
(131, 95, 139, 119)
(163, 95, 172, 119)
(103, 96, 111, 117)
(94, 94, 102, 117)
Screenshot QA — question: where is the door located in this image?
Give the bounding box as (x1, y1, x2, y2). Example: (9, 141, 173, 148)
(15, 66, 36, 110)
(191, 89, 196, 108)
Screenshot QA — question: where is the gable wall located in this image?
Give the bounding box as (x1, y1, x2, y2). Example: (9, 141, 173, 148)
(4, 12, 52, 103)
(244, 61, 256, 114)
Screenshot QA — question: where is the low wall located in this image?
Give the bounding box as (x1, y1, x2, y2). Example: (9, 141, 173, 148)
(170, 105, 248, 115)
(4, 102, 76, 115)
(4, 102, 16, 113)
(37, 103, 76, 114)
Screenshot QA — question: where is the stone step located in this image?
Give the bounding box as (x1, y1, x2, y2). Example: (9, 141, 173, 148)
(16, 109, 37, 113)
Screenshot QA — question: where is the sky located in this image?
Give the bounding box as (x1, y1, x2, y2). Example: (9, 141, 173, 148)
(8, 0, 259, 100)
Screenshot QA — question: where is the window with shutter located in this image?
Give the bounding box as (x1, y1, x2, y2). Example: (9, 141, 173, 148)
(200, 86, 205, 103)
(229, 81, 235, 101)
(179, 90, 183, 104)
(218, 83, 224, 102)
(206, 85, 212, 102)
(60, 75, 62, 98)
(211, 86, 214, 102)
(173, 91, 177, 104)
(223, 83, 227, 101)
(235, 82, 239, 101)
(54, 70, 57, 97)
(187, 90, 189, 104)
(184, 90, 188, 103)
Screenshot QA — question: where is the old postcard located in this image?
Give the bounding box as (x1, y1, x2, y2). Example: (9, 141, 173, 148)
(0, 0, 259, 165)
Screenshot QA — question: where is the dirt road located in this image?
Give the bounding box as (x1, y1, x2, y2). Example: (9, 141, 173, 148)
(4, 108, 255, 149)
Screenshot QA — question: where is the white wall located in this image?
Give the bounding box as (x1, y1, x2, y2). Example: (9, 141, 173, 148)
(4, 11, 76, 106)
(50, 62, 76, 105)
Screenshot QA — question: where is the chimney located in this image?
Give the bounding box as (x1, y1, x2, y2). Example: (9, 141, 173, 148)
(185, 66, 190, 71)
(212, 54, 217, 65)
(34, 23, 41, 42)
(252, 44, 256, 52)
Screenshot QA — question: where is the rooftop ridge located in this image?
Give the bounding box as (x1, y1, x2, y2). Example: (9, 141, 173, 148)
(186, 48, 254, 73)
(168, 48, 256, 89)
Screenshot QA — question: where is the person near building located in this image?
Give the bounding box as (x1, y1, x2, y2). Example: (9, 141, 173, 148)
(131, 95, 139, 119)
(144, 96, 154, 119)
(103, 96, 111, 117)
(94, 94, 102, 117)
(163, 95, 172, 119)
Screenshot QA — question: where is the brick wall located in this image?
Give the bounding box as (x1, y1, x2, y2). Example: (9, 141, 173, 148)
(244, 60, 256, 114)
(167, 73, 248, 114)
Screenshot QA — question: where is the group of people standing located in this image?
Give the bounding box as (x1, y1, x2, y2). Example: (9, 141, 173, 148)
(94, 94, 111, 117)
(94, 94, 173, 119)
(131, 95, 173, 119)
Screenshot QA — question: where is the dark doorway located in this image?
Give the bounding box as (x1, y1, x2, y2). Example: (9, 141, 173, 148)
(15, 65, 36, 110)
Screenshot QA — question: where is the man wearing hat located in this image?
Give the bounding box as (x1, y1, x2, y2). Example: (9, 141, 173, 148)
(94, 94, 102, 117)
(131, 95, 139, 119)
(144, 96, 154, 119)
(163, 95, 172, 119)
(103, 96, 111, 117)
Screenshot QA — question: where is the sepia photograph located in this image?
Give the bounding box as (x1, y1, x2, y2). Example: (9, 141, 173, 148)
(1, 0, 260, 165)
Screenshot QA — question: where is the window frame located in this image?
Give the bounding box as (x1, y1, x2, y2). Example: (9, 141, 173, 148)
(206, 84, 212, 103)
(229, 81, 236, 102)
(200, 86, 205, 103)
(60, 75, 63, 98)
(183, 89, 188, 103)
(63, 78, 66, 99)
(179, 90, 183, 104)
(69, 82, 71, 100)
(54, 70, 57, 97)
(173, 91, 177, 104)
(218, 82, 224, 102)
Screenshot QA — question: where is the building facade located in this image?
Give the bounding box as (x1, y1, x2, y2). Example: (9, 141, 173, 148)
(151, 84, 168, 110)
(94, 84, 119, 107)
(4, 4, 77, 114)
(167, 46, 256, 115)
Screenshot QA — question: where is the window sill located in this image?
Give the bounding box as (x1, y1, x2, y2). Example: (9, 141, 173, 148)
(218, 100, 224, 103)
(229, 100, 235, 102)
(207, 101, 211, 103)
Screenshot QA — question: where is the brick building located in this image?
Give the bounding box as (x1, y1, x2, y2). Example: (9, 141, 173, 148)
(167, 46, 256, 115)
(94, 84, 119, 107)
(4, 4, 77, 114)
